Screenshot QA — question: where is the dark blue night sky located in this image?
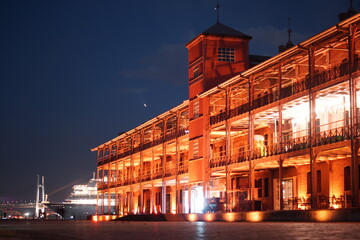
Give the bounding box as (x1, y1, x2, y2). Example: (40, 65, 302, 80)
(0, 0, 355, 202)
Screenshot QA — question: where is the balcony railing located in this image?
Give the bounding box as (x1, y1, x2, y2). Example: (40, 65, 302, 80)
(164, 168, 176, 178)
(97, 183, 107, 190)
(164, 130, 178, 142)
(209, 59, 360, 126)
(209, 121, 355, 168)
(280, 78, 307, 99)
(210, 111, 227, 125)
(123, 179, 131, 186)
(99, 164, 190, 187)
(98, 128, 189, 164)
(178, 164, 189, 174)
(209, 154, 227, 168)
(252, 90, 279, 110)
(313, 125, 351, 147)
(153, 170, 162, 180)
(229, 151, 248, 164)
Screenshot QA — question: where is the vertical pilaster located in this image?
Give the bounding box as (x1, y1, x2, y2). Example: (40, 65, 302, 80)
(162, 119, 167, 213)
(278, 63, 283, 153)
(151, 123, 155, 213)
(278, 158, 284, 210)
(115, 188, 119, 215)
(101, 191, 105, 215)
(129, 134, 134, 214)
(150, 183, 155, 214)
(225, 88, 231, 211)
(95, 168, 99, 215)
(107, 160, 111, 214)
(202, 96, 211, 212)
(122, 159, 126, 214)
(115, 144, 120, 215)
(108, 188, 111, 214)
(348, 25, 359, 207)
(139, 130, 144, 213)
(188, 184, 192, 213)
(308, 46, 318, 209)
(248, 76, 255, 210)
(121, 189, 125, 215)
(175, 111, 180, 213)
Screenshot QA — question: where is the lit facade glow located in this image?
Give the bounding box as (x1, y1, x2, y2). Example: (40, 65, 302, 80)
(224, 212, 236, 222)
(315, 210, 331, 222)
(247, 212, 262, 222)
(188, 213, 197, 222)
(204, 213, 215, 221)
(93, 14, 360, 217)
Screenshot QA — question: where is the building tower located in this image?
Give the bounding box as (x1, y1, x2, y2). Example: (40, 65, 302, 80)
(185, 20, 252, 212)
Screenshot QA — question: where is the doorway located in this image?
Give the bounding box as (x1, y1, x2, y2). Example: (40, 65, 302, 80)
(282, 178, 294, 210)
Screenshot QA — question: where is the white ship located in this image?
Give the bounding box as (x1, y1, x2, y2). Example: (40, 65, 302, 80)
(47, 174, 116, 220)
(64, 176, 98, 205)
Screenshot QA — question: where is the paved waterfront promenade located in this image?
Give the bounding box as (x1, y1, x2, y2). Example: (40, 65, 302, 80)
(1, 220, 360, 240)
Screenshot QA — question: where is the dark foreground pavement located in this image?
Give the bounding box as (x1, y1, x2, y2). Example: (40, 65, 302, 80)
(1, 220, 360, 240)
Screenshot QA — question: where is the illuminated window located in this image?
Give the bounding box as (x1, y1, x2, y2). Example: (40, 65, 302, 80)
(193, 101, 200, 118)
(193, 140, 199, 159)
(218, 48, 234, 62)
(193, 67, 200, 78)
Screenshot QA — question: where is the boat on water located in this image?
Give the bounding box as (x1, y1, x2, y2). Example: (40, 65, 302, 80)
(46, 176, 102, 220)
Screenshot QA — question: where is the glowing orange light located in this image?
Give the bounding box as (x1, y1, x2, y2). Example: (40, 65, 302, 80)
(92, 215, 98, 222)
(204, 213, 215, 222)
(315, 210, 330, 222)
(331, 204, 339, 209)
(188, 213, 197, 222)
(247, 212, 262, 222)
(224, 212, 236, 222)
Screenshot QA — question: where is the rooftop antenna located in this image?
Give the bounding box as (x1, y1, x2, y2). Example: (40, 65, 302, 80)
(278, 17, 294, 53)
(215, 1, 220, 23)
(287, 17, 294, 47)
(338, 0, 357, 21)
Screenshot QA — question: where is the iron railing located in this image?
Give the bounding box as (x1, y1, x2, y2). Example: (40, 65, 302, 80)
(209, 122, 355, 168)
(210, 59, 360, 125)
(97, 128, 189, 164)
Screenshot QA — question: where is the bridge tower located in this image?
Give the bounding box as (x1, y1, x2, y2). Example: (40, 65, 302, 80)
(35, 175, 46, 218)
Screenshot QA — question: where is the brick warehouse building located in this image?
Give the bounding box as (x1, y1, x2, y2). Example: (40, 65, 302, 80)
(93, 13, 360, 216)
